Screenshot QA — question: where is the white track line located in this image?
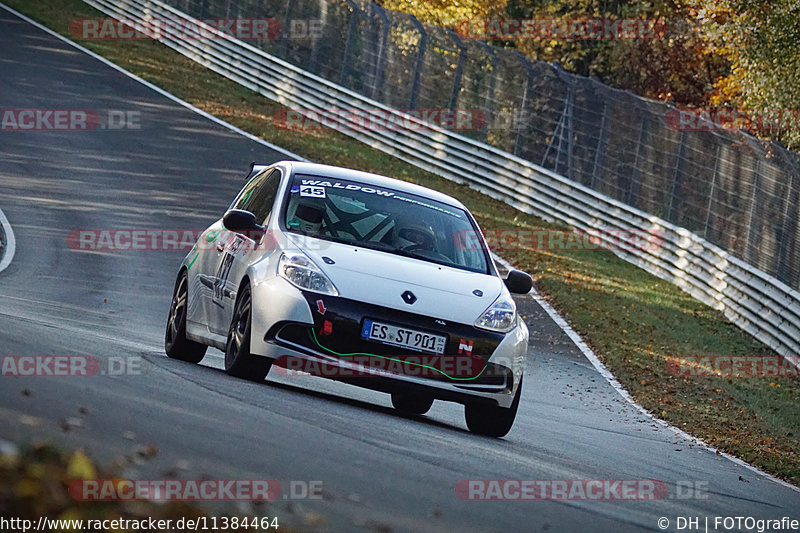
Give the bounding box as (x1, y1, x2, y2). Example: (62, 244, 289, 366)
(0, 207, 16, 273)
(492, 253, 800, 493)
(0, 2, 307, 162)
(3, 0, 796, 494)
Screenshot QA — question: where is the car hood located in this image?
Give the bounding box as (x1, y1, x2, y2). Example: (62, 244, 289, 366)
(289, 236, 503, 325)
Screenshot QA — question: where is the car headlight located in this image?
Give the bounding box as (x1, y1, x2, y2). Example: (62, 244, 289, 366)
(475, 294, 516, 333)
(278, 252, 339, 296)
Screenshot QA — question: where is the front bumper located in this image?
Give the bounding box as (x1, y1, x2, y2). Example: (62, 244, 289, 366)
(249, 279, 528, 408)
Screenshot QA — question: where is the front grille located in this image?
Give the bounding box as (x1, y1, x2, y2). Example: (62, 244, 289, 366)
(273, 322, 512, 387)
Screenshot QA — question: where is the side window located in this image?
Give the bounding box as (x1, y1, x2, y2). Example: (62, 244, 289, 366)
(233, 172, 264, 211)
(233, 169, 281, 224)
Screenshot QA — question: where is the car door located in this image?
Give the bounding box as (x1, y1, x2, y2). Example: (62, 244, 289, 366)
(188, 220, 226, 335)
(208, 168, 282, 335)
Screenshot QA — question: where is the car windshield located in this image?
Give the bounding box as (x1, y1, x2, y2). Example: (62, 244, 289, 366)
(283, 174, 489, 273)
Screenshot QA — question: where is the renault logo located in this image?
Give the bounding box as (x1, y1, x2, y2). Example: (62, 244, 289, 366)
(401, 290, 417, 304)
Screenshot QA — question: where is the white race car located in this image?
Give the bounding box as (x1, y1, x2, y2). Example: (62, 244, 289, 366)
(166, 161, 532, 436)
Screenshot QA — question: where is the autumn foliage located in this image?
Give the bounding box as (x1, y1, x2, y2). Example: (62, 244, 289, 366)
(380, 0, 800, 150)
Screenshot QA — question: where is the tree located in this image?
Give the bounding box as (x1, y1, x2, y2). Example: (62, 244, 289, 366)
(499, 0, 729, 107)
(696, 0, 800, 149)
(379, 0, 508, 27)
(379, 0, 799, 149)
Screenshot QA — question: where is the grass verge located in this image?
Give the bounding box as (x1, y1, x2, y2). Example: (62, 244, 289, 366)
(5, 0, 799, 485)
(0, 441, 286, 530)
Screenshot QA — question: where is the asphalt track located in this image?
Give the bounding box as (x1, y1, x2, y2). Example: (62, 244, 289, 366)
(0, 7, 798, 532)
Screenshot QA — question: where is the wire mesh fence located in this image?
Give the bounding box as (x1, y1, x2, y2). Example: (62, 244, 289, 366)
(168, 0, 800, 290)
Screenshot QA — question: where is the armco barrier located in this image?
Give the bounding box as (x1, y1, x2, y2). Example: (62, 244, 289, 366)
(83, 0, 800, 358)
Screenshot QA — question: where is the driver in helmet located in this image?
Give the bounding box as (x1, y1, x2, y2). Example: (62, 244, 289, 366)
(289, 199, 325, 234)
(396, 216, 437, 252)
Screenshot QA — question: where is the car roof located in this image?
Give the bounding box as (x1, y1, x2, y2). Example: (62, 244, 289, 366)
(275, 161, 468, 211)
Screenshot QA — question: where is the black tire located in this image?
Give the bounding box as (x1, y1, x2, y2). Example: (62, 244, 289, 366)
(165, 270, 207, 363)
(464, 377, 523, 438)
(225, 283, 271, 382)
(391, 392, 434, 416)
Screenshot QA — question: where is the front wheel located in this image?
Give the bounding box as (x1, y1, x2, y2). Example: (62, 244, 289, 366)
(464, 377, 523, 438)
(225, 283, 271, 382)
(165, 270, 207, 363)
(391, 392, 434, 416)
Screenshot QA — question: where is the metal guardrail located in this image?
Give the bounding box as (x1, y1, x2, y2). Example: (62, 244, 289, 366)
(84, 0, 800, 357)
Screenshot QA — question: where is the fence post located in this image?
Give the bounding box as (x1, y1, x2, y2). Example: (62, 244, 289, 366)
(513, 51, 534, 157)
(542, 82, 568, 173)
(745, 158, 763, 266)
(668, 131, 687, 223)
(628, 108, 649, 206)
(446, 28, 467, 112)
(553, 64, 575, 181)
(703, 144, 721, 239)
(307, 0, 328, 74)
(407, 15, 427, 110)
(338, 0, 360, 89)
(590, 80, 612, 190)
(368, 2, 390, 100)
(477, 41, 497, 143)
(278, 0, 295, 58)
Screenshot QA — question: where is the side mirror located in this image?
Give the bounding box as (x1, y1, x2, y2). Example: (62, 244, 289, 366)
(504, 269, 532, 294)
(223, 209, 264, 235)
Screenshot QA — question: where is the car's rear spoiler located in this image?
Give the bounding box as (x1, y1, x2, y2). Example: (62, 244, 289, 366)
(244, 161, 271, 181)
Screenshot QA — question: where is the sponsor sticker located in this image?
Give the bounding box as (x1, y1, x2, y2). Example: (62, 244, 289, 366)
(299, 185, 326, 198)
(298, 178, 463, 219)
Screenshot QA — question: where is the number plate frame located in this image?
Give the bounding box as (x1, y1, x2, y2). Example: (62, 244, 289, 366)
(361, 319, 447, 354)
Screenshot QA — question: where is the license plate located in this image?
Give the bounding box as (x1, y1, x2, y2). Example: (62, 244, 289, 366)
(361, 319, 446, 354)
